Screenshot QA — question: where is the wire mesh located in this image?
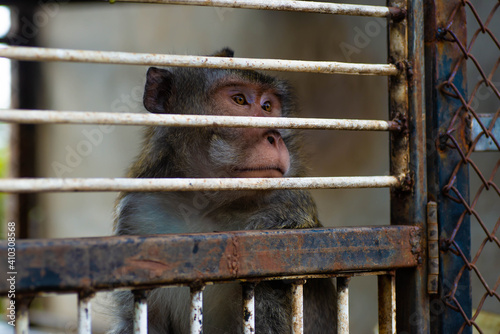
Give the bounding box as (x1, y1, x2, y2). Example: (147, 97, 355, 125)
(439, 1, 499, 332)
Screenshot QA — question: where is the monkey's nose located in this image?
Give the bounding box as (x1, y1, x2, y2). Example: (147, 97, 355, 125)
(265, 130, 282, 146)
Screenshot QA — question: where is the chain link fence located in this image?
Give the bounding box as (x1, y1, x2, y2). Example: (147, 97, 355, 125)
(438, 1, 499, 332)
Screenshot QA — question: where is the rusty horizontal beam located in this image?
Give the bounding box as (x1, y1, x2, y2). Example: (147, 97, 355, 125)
(0, 226, 422, 295)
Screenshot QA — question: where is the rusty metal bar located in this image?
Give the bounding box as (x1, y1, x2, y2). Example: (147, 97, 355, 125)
(425, 1, 472, 331)
(0, 46, 399, 76)
(0, 226, 421, 295)
(336, 277, 350, 334)
(242, 283, 255, 334)
(0, 175, 403, 193)
(427, 202, 439, 294)
(15, 298, 30, 334)
(114, 0, 394, 18)
(291, 281, 304, 334)
(0, 110, 401, 132)
(378, 274, 396, 334)
(78, 292, 93, 334)
(190, 285, 204, 334)
(388, 0, 429, 332)
(133, 290, 148, 334)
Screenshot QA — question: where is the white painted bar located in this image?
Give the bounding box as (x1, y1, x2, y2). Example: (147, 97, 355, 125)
(337, 277, 350, 334)
(133, 291, 148, 334)
(190, 286, 204, 334)
(15, 299, 29, 334)
(291, 282, 304, 334)
(0, 176, 402, 193)
(116, 0, 392, 17)
(78, 293, 92, 334)
(242, 283, 256, 334)
(0, 46, 399, 76)
(0, 110, 399, 131)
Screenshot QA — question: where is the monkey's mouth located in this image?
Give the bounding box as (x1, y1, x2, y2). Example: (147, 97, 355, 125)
(234, 166, 285, 178)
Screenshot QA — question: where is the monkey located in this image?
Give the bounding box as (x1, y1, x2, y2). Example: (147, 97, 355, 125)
(110, 48, 336, 334)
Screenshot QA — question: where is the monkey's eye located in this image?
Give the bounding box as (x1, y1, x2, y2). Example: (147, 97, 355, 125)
(262, 101, 272, 112)
(232, 94, 247, 105)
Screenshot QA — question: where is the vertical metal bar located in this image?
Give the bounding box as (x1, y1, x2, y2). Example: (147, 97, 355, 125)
(78, 292, 93, 334)
(427, 202, 439, 294)
(242, 283, 256, 334)
(133, 290, 148, 334)
(388, 0, 429, 332)
(337, 277, 350, 334)
(190, 285, 204, 334)
(424, 1, 471, 333)
(378, 274, 396, 334)
(291, 280, 304, 334)
(15, 297, 30, 334)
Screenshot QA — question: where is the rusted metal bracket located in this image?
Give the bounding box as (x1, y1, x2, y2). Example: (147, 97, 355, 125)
(0, 226, 422, 295)
(427, 202, 439, 294)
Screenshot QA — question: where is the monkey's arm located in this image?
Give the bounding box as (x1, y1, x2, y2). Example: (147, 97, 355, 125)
(244, 189, 321, 230)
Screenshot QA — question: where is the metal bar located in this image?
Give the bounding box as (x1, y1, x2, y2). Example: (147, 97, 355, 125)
(336, 277, 350, 334)
(190, 285, 204, 334)
(78, 292, 93, 334)
(0, 110, 401, 131)
(0, 176, 403, 193)
(113, 0, 394, 18)
(388, 0, 429, 332)
(427, 202, 439, 295)
(0, 46, 399, 76)
(242, 283, 255, 334)
(291, 281, 304, 334)
(0, 226, 421, 294)
(15, 298, 30, 334)
(378, 274, 396, 334)
(133, 290, 148, 334)
(424, 1, 472, 332)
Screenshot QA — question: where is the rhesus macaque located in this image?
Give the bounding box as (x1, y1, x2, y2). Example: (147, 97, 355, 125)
(111, 49, 336, 334)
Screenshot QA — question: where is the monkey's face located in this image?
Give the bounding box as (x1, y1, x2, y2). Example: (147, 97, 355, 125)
(207, 80, 291, 178)
(143, 67, 295, 179)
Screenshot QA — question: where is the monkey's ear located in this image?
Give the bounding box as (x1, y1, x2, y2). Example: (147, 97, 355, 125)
(211, 48, 234, 57)
(143, 67, 175, 114)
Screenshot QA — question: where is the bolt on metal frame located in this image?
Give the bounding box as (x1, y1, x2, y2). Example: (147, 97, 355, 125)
(0, 0, 428, 333)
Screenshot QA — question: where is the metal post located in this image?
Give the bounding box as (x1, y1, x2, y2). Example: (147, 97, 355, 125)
(378, 274, 396, 334)
(133, 290, 148, 334)
(78, 291, 94, 334)
(424, 1, 471, 332)
(242, 283, 256, 334)
(337, 277, 350, 334)
(388, 0, 429, 332)
(291, 281, 304, 334)
(190, 285, 204, 334)
(15, 297, 31, 334)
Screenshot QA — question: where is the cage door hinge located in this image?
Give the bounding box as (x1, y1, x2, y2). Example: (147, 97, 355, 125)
(427, 201, 439, 294)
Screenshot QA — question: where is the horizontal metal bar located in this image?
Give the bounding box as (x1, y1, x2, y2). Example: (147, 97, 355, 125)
(0, 110, 400, 131)
(113, 0, 393, 18)
(471, 113, 500, 152)
(0, 46, 399, 76)
(0, 176, 402, 193)
(0, 226, 422, 294)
